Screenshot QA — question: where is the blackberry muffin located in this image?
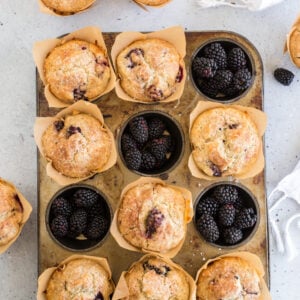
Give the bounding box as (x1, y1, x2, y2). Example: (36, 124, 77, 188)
(46, 258, 114, 299)
(196, 256, 262, 300)
(0, 179, 23, 246)
(41, 112, 112, 178)
(190, 107, 261, 177)
(117, 181, 191, 253)
(44, 39, 111, 104)
(41, 0, 94, 15)
(116, 38, 184, 102)
(120, 255, 191, 299)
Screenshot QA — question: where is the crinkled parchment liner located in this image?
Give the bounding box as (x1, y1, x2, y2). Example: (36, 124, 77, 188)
(0, 178, 32, 254)
(112, 253, 196, 300)
(110, 177, 193, 258)
(37, 0, 96, 16)
(110, 26, 186, 104)
(188, 101, 267, 180)
(34, 100, 117, 186)
(37, 254, 115, 300)
(285, 15, 300, 67)
(33, 26, 116, 108)
(133, 0, 172, 9)
(195, 251, 271, 300)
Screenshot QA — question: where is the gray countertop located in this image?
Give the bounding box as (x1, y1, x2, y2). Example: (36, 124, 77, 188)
(0, 0, 300, 299)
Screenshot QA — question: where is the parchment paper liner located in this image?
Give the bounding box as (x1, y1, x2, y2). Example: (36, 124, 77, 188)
(285, 15, 300, 67)
(188, 101, 267, 180)
(195, 251, 271, 300)
(37, 254, 114, 300)
(34, 100, 117, 186)
(0, 178, 32, 254)
(38, 0, 96, 16)
(133, 0, 172, 9)
(33, 26, 116, 108)
(112, 253, 196, 300)
(110, 26, 186, 104)
(110, 177, 193, 258)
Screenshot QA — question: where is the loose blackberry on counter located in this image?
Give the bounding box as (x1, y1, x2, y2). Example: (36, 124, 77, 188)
(274, 68, 295, 86)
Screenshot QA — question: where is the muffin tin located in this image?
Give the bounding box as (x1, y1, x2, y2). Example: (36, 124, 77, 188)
(37, 31, 269, 285)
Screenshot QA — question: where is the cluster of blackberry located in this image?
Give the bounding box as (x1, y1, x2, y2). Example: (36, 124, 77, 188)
(195, 184, 257, 246)
(192, 42, 252, 100)
(49, 188, 110, 242)
(121, 115, 174, 172)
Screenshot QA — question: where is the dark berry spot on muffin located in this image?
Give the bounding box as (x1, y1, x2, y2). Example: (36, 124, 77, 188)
(145, 208, 164, 238)
(81, 46, 87, 50)
(94, 291, 104, 300)
(143, 261, 171, 276)
(175, 66, 184, 83)
(66, 126, 82, 138)
(228, 123, 239, 129)
(73, 88, 88, 101)
(126, 48, 145, 68)
(147, 85, 163, 101)
(54, 120, 64, 132)
(209, 162, 221, 177)
(96, 58, 109, 67)
(125, 48, 145, 59)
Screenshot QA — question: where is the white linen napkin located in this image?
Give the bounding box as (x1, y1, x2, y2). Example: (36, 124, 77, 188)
(269, 159, 300, 261)
(196, 0, 284, 10)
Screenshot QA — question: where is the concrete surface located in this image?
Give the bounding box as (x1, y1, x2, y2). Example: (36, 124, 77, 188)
(0, 0, 300, 299)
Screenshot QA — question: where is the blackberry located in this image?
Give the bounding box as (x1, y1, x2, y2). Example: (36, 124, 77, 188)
(69, 209, 87, 235)
(85, 215, 109, 240)
(51, 196, 72, 217)
(228, 48, 247, 71)
(233, 68, 252, 91)
(211, 70, 233, 90)
(218, 204, 236, 227)
(222, 227, 243, 244)
(121, 132, 137, 152)
(198, 79, 219, 98)
(223, 84, 240, 98)
(196, 197, 219, 217)
(203, 42, 227, 69)
(124, 148, 142, 170)
(196, 214, 219, 243)
(274, 68, 294, 86)
(235, 208, 257, 229)
(161, 135, 173, 152)
(128, 116, 149, 144)
(192, 57, 218, 78)
(148, 138, 168, 161)
(73, 188, 99, 208)
(148, 118, 166, 140)
(140, 151, 157, 171)
(51, 215, 68, 238)
(234, 196, 244, 212)
(213, 185, 239, 205)
(88, 201, 104, 220)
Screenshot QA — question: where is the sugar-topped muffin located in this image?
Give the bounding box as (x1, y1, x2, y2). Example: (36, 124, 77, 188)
(44, 39, 111, 104)
(41, 112, 112, 178)
(0, 179, 23, 246)
(123, 255, 190, 299)
(117, 182, 188, 253)
(196, 256, 262, 300)
(41, 0, 94, 14)
(46, 258, 114, 300)
(190, 107, 260, 177)
(116, 38, 184, 102)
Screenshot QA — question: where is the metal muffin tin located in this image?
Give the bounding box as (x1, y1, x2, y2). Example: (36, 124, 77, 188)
(37, 31, 269, 285)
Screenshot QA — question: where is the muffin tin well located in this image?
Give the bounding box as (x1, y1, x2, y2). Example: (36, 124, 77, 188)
(37, 31, 268, 285)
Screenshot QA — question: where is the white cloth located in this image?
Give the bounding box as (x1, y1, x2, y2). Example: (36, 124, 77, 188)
(269, 160, 300, 261)
(196, 0, 284, 10)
